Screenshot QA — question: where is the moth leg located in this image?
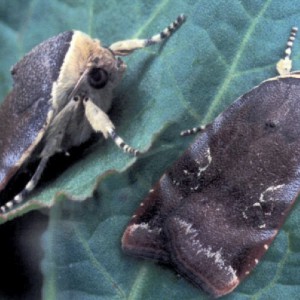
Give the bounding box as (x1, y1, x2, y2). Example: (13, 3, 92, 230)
(180, 125, 206, 136)
(109, 14, 186, 56)
(83, 97, 140, 156)
(276, 26, 298, 75)
(0, 98, 81, 214)
(0, 157, 49, 213)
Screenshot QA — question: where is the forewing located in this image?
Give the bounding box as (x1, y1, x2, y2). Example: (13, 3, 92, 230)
(165, 77, 300, 296)
(122, 77, 300, 296)
(0, 32, 73, 191)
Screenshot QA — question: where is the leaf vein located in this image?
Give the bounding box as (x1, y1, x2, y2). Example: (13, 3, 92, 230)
(202, 0, 273, 124)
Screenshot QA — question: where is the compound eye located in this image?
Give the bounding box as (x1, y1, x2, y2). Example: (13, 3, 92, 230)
(88, 67, 109, 89)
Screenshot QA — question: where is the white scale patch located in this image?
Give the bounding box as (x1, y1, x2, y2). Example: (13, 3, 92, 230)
(258, 184, 285, 203)
(186, 147, 213, 191)
(174, 217, 238, 281)
(128, 222, 161, 234)
(197, 148, 212, 177)
(172, 179, 180, 186)
(250, 184, 285, 228)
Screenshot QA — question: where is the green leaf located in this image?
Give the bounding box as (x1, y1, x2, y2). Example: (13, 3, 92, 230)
(1, 0, 300, 299)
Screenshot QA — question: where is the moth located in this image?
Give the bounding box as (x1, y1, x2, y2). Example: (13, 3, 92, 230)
(0, 15, 186, 214)
(122, 27, 300, 297)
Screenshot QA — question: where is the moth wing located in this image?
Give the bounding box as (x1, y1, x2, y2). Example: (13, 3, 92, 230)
(0, 32, 73, 191)
(123, 77, 300, 296)
(122, 177, 176, 263)
(162, 78, 300, 296)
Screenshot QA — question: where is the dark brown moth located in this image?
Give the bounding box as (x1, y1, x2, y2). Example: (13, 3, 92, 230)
(122, 27, 300, 297)
(0, 15, 186, 215)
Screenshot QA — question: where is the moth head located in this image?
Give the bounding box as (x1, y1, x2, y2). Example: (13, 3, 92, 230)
(53, 31, 127, 110)
(86, 52, 126, 90)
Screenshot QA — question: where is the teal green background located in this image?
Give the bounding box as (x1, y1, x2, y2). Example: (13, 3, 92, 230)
(0, 0, 300, 299)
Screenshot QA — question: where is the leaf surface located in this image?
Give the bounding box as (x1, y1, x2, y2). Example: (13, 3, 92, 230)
(0, 0, 300, 299)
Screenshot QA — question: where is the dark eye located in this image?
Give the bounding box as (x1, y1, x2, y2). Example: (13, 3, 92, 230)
(88, 68, 109, 89)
